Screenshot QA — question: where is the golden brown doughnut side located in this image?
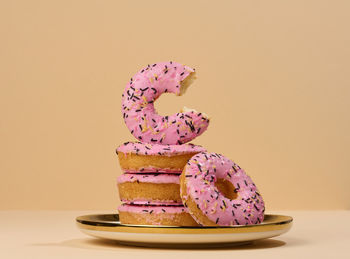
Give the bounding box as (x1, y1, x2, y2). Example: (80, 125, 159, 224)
(118, 182, 181, 202)
(118, 152, 197, 171)
(119, 211, 199, 226)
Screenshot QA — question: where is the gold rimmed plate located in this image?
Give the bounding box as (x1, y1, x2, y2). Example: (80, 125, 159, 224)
(76, 214, 293, 248)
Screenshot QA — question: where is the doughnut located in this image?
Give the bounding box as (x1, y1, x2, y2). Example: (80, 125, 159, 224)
(117, 173, 182, 204)
(118, 204, 199, 226)
(121, 61, 210, 145)
(116, 142, 206, 173)
(180, 152, 265, 226)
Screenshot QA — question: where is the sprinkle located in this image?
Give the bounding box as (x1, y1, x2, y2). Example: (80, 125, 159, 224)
(216, 218, 219, 224)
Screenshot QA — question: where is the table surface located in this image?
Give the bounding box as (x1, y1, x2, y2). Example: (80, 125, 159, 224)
(1, 210, 349, 258)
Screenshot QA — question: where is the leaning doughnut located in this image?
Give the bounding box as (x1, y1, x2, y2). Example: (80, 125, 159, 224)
(116, 142, 206, 173)
(121, 61, 210, 145)
(180, 152, 265, 226)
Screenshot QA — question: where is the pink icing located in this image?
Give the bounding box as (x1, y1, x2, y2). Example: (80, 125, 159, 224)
(121, 200, 183, 206)
(182, 152, 265, 226)
(123, 169, 182, 174)
(121, 61, 210, 145)
(118, 204, 188, 214)
(117, 173, 180, 184)
(116, 141, 206, 157)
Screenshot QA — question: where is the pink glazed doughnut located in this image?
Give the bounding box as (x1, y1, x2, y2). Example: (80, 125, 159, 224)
(180, 152, 265, 226)
(116, 142, 206, 173)
(121, 61, 210, 145)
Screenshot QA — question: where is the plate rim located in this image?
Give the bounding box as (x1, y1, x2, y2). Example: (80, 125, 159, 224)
(76, 213, 293, 234)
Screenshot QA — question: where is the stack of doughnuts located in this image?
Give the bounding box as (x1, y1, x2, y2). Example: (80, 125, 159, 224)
(116, 61, 265, 226)
(116, 142, 205, 226)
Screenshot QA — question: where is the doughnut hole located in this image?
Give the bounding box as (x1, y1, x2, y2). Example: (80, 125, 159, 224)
(215, 178, 238, 200)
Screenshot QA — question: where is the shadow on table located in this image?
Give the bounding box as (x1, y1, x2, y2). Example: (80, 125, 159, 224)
(32, 237, 301, 251)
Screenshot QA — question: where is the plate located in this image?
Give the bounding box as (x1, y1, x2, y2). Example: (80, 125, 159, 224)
(76, 214, 293, 248)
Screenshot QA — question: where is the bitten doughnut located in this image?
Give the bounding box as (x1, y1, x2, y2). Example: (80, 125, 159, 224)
(180, 152, 265, 226)
(121, 61, 210, 145)
(116, 142, 206, 173)
(117, 173, 182, 205)
(118, 204, 199, 226)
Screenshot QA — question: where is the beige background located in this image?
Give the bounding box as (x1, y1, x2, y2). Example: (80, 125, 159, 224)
(1, 0, 349, 210)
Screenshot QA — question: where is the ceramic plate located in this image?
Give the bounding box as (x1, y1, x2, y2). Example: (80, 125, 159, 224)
(76, 214, 292, 248)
